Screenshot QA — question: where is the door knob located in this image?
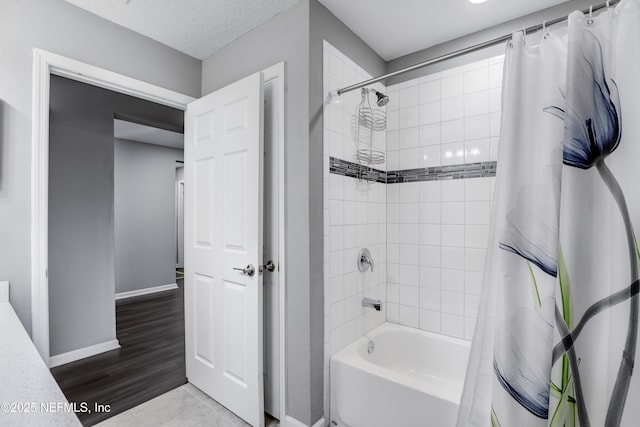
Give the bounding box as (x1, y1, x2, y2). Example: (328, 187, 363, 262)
(233, 264, 255, 277)
(261, 260, 276, 273)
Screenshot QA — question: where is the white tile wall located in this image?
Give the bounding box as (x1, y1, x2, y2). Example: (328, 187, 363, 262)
(385, 56, 503, 340)
(387, 56, 503, 171)
(323, 41, 387, 420)
(324, 43, 504, 420)
(386, 178, 494, 339)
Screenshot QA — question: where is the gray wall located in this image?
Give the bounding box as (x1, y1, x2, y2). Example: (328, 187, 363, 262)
(386, 0, 591, 85)
(310, 0, 387, 80)
(48, 75, 184, 356)
(201, 1, 387, 422)
(308, 0, 387, 422)
(201, 1, 316, 422)
(0, 0, 201, 336)
(114, 139, 183, 295)
(49, 122, 117, 355)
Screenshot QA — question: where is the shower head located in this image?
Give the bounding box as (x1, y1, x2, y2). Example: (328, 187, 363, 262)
(374, 90, 390, 107)
(363, 88, 390, 107)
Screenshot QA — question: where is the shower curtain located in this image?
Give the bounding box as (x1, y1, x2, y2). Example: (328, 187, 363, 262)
(457, 1, 640, 426)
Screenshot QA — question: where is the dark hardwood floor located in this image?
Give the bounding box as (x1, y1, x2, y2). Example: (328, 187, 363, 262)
(51, 279, 186, 426)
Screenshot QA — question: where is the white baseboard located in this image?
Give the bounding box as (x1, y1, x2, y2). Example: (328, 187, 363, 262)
(285, 416, 326, 427)
(115, 283, 178, 300)
(49, 339, 120, 368)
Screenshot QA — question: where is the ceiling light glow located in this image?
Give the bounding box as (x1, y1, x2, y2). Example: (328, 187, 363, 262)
(468, 0, 488, 3)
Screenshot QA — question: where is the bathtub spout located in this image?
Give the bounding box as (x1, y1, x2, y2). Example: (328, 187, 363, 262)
(362, 297, 382, 311)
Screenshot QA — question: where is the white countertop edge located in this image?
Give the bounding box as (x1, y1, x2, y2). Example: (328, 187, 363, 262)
(0, 302, 82, 426)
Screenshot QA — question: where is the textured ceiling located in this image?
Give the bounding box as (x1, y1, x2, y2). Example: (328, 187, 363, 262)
(64, 0, 299, 60)
(318, 0, 573, 60)
(66, 0, 576, 62)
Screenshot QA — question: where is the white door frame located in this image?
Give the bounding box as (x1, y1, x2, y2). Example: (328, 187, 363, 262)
(261, 63, 286, 421)
(176, 178, 185, 268)
(30, 49, 287, 422)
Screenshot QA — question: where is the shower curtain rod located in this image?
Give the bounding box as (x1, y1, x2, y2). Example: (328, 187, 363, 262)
(336, 0, 619, 96)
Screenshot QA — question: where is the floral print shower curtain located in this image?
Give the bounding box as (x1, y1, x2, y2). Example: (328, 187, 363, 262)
(457, 1, 640, 426)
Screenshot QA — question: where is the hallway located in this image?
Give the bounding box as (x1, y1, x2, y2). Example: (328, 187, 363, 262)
(51, 281, 186, 426)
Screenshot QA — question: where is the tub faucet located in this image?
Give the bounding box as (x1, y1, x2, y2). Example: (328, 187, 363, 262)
(358, 248, 374, 272)
(362, 297, 381, 311)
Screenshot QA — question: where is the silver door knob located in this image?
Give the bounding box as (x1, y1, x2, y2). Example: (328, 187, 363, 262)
(262, 260, 276, 273)
(233, 264, 255, 277)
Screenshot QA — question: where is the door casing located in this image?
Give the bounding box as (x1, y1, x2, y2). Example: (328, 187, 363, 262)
(176, 177, 185, 268)
(30, 48, 287, 423)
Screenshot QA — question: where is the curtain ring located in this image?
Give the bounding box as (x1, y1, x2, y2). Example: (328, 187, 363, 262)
(543, 21, 550, 39)
(522, 27, 527, 45)
(606, 0, 611, 8)
(587, 5, 594, 25)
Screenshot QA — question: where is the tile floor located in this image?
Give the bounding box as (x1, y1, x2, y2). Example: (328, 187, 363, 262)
(96, 383, 278, 427)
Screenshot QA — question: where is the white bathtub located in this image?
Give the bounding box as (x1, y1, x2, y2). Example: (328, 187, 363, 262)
(330, 322, 470, 427)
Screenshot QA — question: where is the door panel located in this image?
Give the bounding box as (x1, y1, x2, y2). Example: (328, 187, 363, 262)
(185, 72, 264, 427)
(224, 281, 247, 383)
(194, 159, 214, 248)
(194, 273, 215, 366)
(223, 151, 247, 249)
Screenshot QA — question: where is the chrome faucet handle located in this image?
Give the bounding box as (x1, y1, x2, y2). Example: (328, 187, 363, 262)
(358, 248, 374, 272)
(366, 254, 374, 272)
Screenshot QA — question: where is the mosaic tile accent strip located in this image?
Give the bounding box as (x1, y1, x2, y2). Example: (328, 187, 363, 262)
(329, 157, 496, 184)
(386, 161, 497, 183)
(329, 157, 387, 184)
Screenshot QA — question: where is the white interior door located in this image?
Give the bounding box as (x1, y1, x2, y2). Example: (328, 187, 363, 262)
(184, 72, 265, 427)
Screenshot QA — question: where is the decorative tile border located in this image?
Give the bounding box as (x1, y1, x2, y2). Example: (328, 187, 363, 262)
(329, 157, 387, 184)
(386, 161, 496, 183)
(329, 156, 496, 184)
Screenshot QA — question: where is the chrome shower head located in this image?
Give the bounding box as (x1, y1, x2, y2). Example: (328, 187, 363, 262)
(374, 90, 389, 107)
(362, 87, 390, 107)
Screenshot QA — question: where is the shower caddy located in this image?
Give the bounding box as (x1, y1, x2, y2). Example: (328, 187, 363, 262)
(353, 88, 387, 181)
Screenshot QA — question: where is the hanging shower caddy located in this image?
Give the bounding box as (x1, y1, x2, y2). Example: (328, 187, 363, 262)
(352, 87, 387, 181)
